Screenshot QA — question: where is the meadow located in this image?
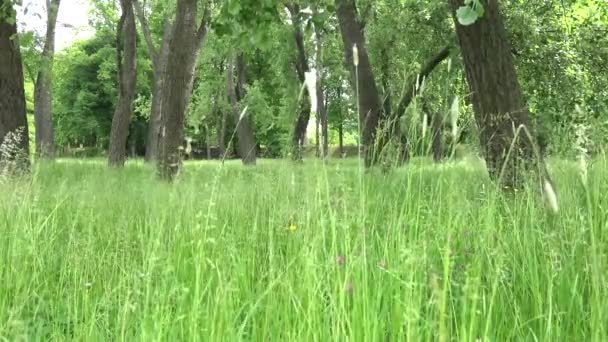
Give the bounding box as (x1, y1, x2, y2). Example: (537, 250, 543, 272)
(1, 156, 607, 341)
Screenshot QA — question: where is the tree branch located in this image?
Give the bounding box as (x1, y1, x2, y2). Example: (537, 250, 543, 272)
(359, 3, 373, 30)
(132, 0, 159, 66)
(195, 2, 211, 47)
(395, 45, 451, 118)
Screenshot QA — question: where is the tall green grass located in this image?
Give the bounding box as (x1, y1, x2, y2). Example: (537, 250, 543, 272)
(1, 156, 606, 340)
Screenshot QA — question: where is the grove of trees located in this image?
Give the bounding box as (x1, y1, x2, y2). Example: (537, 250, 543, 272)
(2, 0, 607, 186)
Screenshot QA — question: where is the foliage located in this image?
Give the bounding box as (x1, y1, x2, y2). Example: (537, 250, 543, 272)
(37, 0, 608, 159)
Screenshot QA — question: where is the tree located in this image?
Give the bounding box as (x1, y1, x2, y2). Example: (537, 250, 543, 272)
(334, 0, 383, 166)
(132, 0, 173, 162)
(448, 0, 543, 189)
(108, 0, 137, 167)
(157, 0, 210, 180)
(33, 0, 60, 158)
(286, 3, 312, 161)
(0, 0, 30, 172)
(313, 5, 329, 159)
(226, 53, 256, 165)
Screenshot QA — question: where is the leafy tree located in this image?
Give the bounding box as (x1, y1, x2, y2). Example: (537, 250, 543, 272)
(448, 0, 547, 190)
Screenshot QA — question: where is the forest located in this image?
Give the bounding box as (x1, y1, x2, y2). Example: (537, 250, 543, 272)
(1, 0, 608, 340)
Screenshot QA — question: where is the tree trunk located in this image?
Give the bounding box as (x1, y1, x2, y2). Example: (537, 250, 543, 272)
(157, 0, 210, 180)
(34, 0, 60, 159)
(108, 0, 137, 167)
(0, 1, 30, 172)
(338, 122, 344, 157)
(337, 86, 344, 157)
(227, 54, 256, 165)
(287, 4, 312, 162)
(134, 0, 173, 162)
(315, 113, 320, 157)
(335, 0, 383, 167)
(314, 18, 329, 159)
(205, 125, 212, 160)
(218, 105, 227, 157)
(431, 111, 444, 162)
(448, 0, 539, 189)
(144, 28, 171, 162)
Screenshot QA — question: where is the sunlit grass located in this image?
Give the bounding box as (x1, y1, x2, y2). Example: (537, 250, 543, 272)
(1, 156, 606, 340)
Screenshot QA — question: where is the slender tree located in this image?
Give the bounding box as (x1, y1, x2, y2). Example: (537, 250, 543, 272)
(448, 0, 544, 189)
(34, 0, 60, 159)
(286, 3, 312, 162)
(226, 53, 256, 165)
(108, 0, 137, 167)
(132, 0, 173, 162)
(0, 0, 30, 172)
(157, 0, 210, 180)
(314, 9, 329, 159)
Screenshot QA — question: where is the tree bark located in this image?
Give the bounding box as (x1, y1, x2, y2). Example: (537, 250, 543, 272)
(34, 0, 60, 159)
(227, 54, 256, 165)
(335, 0, 383, 167)
(314, 17, 329, 159)
(108, 0, 137, 167)
(205, 125, 211, 160)
(287, 4, 311, 162)
(157, 0, 210, 180)
(218, 102, 227, 157)
(144, 21, 172, 162)
(0, 1, 30, 172)
(315, 112, 320, 157)
(431, 111, 444, 162)
(448, 0, 540, 189)
(337, 86, 344, 157)
(133, 0, 174, 162)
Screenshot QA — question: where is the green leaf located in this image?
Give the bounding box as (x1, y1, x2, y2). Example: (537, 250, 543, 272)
(474, 2, 485, 17)
(456, 5, 479, 26)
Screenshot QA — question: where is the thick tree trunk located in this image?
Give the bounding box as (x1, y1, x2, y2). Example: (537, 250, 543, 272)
(286, 4, 312, 162)
(133, 0, 175, 162)
(137, 10, 173, 162)
(448, 0, 539, 189)
(0, 1, 30, 171)
(108, 0, 137, 167)
(145, 47, 170, 162)
(157, 0, 210, 180)
(227, 55, 256, 165)
(34, 0, 60, 159)
(335, 0, 383, 167)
